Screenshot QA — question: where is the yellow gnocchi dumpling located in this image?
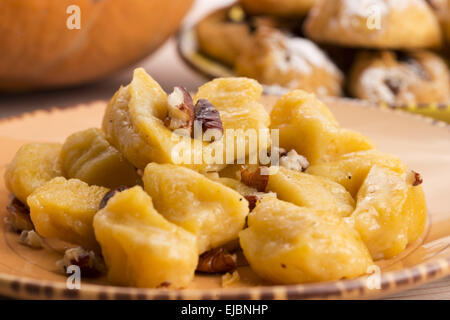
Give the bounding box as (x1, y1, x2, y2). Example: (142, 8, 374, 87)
(270, 90, 375, 164)
(267, 167, 355, 217)
(348, 166, 426, 260)
(102, 69, 186, 170)
(240, 198, 373, 284)
(93, 186, 198, 289)
(204, 172, 257, 196)
(195, 77, 272, 166)
(194, 77, 270, 136)
(403, 182, 427, 243)
(143, 163, 249, 253)
(307, 150, 408, 197)
(103, 68, 270, 173)
(27, 177, 109, 252)
(5, 143, 62, 203)
(60, 128, 141, 188)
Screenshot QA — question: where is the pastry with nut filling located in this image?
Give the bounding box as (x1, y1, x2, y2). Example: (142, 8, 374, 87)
(445, 6, 450, 44)
(235, 27, 344, 97)
(196, 6, 277, 66)
(240, 0, 316, 17)
(305, 0, 442, 49)
(349, 50, 450, 104)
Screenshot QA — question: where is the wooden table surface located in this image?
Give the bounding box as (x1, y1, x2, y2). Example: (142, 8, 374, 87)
(0, 0, 448, 300)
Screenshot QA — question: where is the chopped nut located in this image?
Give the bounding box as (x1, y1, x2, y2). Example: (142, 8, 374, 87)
(56, 247, 105, 278)
(99, 186, 129, 210)
(197, 247, 237, 273)
(19, 230, 43, 249)
(157, 281, 171, 288)
(194, 99, 223, 141)
(279, 150, 309, 172)
(4, 197, 34, 232)
(164, 86, 195, 131)
(222, 270, 240, 287)
(425, 0, 439, 10)
(396, 52, 431, 80)
(407, 170, 423, 186)
(244, 194, 260, 211)
(240, 167, 269, 192)
(244, 192, 277, 212)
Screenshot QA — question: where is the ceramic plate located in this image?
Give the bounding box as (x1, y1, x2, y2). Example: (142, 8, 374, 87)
(0, 96, 449, 300)
(176, 24, 450, 124)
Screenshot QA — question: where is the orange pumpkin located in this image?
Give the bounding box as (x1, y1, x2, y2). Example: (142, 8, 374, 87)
(0, 0, 193, 91)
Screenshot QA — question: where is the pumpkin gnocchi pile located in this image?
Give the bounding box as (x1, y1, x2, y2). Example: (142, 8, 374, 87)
(4, 68, 427, 288)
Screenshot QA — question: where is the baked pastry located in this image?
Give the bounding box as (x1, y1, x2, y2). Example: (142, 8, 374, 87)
(196, 6, 277, 66)
(235, 27, 343, 96)
(426, 0, 450, 44)
(239, 0, 316, 17)
(305, 0, 443, 49)
(445, 5, 450, 44)
(348, 50, 450, 104)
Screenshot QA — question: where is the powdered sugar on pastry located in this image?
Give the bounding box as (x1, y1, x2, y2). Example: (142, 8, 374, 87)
(269, 31, 341, 77)
(343, 0, 417, 18)
(343, 0, 388, 18)
(359, 67, 416, 104)
(341, 0, 426, 28)
(360, 67, 401, 104)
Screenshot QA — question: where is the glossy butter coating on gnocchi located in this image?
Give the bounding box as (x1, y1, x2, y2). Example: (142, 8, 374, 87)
(143, 163, 249, 254)
(93, 186, 198, 289)
(240, 198, 373, 284)
(60, 128, 141, 189)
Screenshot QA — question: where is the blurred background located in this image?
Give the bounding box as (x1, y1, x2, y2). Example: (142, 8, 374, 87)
(0, 0, 232, 117)
(0, 0, 448, 119)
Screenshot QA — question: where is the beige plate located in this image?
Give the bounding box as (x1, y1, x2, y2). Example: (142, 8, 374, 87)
(0, 97, 449, 300)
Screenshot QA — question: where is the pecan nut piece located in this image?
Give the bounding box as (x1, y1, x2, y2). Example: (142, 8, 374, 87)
(5, 197, 34, 232)
(57, 247, 105, 278)
(409, 170, 423, 186)
(240, 166, 269, 192)
(164, 86, 195, 131)
(99, 186, 129, 210)
(194, 99, 223, 141)
(197, 247, 237, 273)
